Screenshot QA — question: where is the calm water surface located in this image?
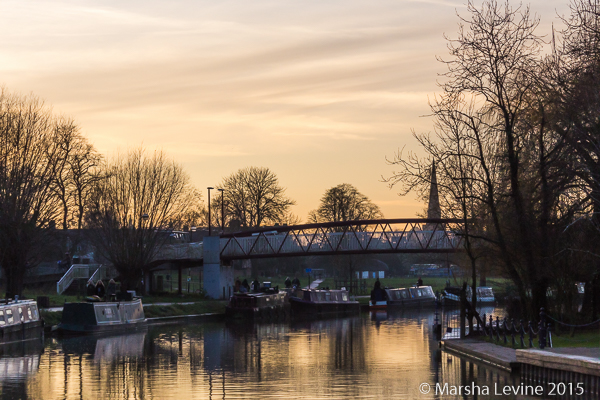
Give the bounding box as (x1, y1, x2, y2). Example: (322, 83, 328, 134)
(0, 306, 523, 399)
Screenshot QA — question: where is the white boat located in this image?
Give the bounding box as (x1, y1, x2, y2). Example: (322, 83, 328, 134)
(443, 286, 495, 303)
(58, 298, 146, 334)
(0, 298, 44, 345)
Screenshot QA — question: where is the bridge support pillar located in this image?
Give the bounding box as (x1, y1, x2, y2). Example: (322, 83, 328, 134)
(203, 236, 233, 299)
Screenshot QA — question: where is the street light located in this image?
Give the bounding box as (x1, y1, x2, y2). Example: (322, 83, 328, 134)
(207, 187, 214, 236)
(218, 188, 225, 233)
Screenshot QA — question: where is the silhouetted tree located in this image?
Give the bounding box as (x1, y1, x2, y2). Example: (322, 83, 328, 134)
(308, 183, 383, 224)
(85, 147, 196, 290)
(0, 89, 75, 297)
(219, 167, 295, 228)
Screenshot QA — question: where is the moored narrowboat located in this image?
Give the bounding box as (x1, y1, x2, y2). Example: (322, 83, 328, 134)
(368, 286, 437, 309)
(442, 286, 495, 303)
(289, 289, 359, 318)
(0, 299, 43, 345)
(226, 289, 290, 321)
(58, 298, 146, 334)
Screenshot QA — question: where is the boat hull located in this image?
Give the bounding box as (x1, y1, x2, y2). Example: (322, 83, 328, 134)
(58, 299, 146, 335)
(289, 289, 359, 318)
(226, 291, 290, 321)
(368, 286, 437, 310)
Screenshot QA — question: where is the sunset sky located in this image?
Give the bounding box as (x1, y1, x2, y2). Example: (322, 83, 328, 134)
(0, 0, 568, 221)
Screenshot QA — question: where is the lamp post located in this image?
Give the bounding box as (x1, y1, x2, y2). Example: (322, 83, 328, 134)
(218, 188, 225, 233)
(140, 213, 149, 295)
(207, 187, 214, 236)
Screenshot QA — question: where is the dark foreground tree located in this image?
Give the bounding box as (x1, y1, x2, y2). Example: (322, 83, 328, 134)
(0, 89, 77, 297)
(308, 183, 383, 224)
(385, 0, 581, 318)
(219, 166, 295, 228)
(86, 148, 196, 291)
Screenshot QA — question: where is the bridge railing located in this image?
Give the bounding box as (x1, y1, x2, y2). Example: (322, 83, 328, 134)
(57, 264, 102, 294)
(154, 242, 204, 261)
(220, 229, 462, 259)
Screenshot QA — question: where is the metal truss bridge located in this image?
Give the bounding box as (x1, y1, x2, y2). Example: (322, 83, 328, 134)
(154, 218, 464, 263)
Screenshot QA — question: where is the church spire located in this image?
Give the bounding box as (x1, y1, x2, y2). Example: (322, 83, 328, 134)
(427, 161, 441, 220)
(424, 161, 442, 231)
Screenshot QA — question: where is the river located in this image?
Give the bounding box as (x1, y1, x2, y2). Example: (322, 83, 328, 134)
(0, 306, 523, 399)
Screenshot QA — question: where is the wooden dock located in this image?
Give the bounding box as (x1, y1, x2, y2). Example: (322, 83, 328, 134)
(443, 339, 600, 397)
(442, 338, 518, 372)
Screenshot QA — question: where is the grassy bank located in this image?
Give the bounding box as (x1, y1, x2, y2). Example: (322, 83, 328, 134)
(144, 301, 227, 318)
(40, 299, 228, 327)
(248, 276, 510, 297)
(481, 329, 600, 349)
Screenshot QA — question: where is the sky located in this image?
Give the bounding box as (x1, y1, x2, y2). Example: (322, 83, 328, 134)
(0, 0, 570, 222)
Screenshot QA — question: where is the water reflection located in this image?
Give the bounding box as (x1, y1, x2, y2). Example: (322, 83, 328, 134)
(0, 306, 532, 399)
(61, 332, 146, 363)
(0, 338, 43, 400)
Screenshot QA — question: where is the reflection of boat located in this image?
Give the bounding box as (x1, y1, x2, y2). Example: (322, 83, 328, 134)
(369, 286, 437, 309)
(226, 289, 290, 321)
(0, 354, 41, 382)
(0, 337, 43, 382)
(58, 298, 146, 334)
(443, 286, 495, 303)
(289, 289, 359, 318)
(61, 332, 146, 362)
(0, 299, 44, 345)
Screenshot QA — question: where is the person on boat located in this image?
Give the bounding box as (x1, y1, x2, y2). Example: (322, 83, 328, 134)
(86, 280, 96, 296)
(95, 280, 106, 299)
(291, 276, 300, 288)
(251, 279, 260, 292)
(284, 277, 292, 288)
(417, 277, 423, 287)
(370, 280, 387, 302)
(107, 279, 117, 301)
(234, 279, 241, 292)
(242, 279, 250, 292)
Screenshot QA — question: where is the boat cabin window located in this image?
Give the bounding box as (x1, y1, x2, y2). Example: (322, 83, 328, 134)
(342, 292, 348, 301)
(27, 307, 33, 320)
(6, 309, 14, 324)
(18, 307, 25, 322)
(0, 310, 4, 325)
(325, 292, 331, 302)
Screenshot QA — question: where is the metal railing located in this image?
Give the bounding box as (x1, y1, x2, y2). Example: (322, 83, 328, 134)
(90, 264, 114, 283)
(56, 264, 102, 294)
(154, 242, 203, 261)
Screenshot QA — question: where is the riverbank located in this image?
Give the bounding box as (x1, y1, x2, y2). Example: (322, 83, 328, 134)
(40, 299, 228, 328)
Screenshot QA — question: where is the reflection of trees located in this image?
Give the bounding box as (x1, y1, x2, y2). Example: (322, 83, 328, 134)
(330, 317, 367, 371)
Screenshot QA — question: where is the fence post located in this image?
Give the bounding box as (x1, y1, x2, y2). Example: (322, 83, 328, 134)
(519, 320, 525, 348)
(511, 319, 516, 347)
(539, 308, 547, 349)
(460, 285, 466, 339)
(528, 321, 534, 348)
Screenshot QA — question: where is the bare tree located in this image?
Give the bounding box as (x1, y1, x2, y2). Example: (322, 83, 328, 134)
(51, 124, 102, 234)
(219, 167, 295, 228)
(308, 183, 383, 224)
(385, 0, 581, 317)
(86, 147, 196, 291)
(0, 89, 74, 297)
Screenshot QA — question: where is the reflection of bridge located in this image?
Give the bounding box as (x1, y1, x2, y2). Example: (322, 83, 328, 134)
(154, 219, 463, 263)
